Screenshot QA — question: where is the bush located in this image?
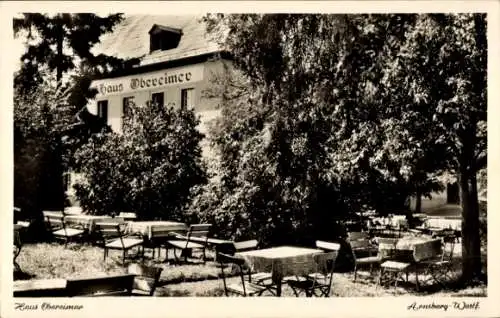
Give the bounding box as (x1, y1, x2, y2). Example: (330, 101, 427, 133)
(14, 83, 71, 225)
(73, 102, 207, 220)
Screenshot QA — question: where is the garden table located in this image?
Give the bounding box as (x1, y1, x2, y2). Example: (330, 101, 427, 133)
(236, 246, 323, 296)
(425, 218, 461, 231)
(64, 215, 116, 233)
(14, 279, 67, 297)
(125, 221, 187, 240)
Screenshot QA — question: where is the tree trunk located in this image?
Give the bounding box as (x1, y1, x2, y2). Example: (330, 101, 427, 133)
(56, 16, 64, 84)
(415, 189, 422, 213)
(459, 168, 482, 284)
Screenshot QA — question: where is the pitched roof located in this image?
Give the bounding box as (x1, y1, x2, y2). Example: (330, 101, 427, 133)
(92, 15, 222, 68)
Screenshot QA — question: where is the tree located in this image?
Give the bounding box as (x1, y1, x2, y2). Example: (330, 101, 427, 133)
(14, 13, 124, 87)
(194, 15, 425, 245)
(381, 14, 487, 282)
(73, 101, 207, 220)
(13, 13, 136, 214)
(14, 79, 75, 235)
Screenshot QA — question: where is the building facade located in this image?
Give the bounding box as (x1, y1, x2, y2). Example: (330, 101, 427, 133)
(67, 15, 228, 204)
(87, 15, 229, 136)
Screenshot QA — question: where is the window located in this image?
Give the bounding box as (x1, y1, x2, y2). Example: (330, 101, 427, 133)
(181, 88, 195, 110)
(149, 25, 182, 52)
(123, 96, 134, 118)
(151, 92, 164, 107)
(97, 100, 108, 122)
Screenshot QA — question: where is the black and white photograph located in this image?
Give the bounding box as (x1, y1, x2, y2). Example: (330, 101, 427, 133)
(1, 1, 499, 317)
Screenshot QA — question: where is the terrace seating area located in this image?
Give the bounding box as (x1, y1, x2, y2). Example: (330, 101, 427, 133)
(13, 206, 467, 298)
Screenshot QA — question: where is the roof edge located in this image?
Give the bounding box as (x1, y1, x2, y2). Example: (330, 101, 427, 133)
(148, 24, 183, 35)
(93, 50, 232, 80)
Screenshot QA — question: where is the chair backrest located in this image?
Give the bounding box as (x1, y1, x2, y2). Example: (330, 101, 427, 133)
(234, 239, 258, 252)
(413, 238, 443, 262)
(217, 253, 248, 296)
(377, 237, 398, 260)
(43, 210, 64, 217)
(96, 222, 123, 245)
(118, 212, 137, 220)
(187, 224, 211, 238)
(349, 239, 372, 250)
(348, 232, 369, 242)
(150, 225, 175, 241)
(66, 274, 136, 297)
(127, 263, 163, 296)
(316, 240, 341, 252)
(185, 224, 211, 247)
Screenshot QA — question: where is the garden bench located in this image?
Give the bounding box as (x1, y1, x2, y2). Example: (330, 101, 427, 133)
(14, 279, 67, 297)
(66, 274, 136, 296)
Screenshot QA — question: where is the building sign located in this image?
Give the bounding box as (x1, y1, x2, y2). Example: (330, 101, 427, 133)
(91, 64, 204, 98)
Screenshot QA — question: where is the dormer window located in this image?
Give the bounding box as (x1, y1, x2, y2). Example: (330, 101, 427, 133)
(149, 24, 182, 52)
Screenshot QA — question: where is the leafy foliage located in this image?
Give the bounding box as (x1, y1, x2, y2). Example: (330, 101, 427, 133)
(73, 101, 207, 220)
(14, 13, 124, 85)
(14, 80, 76, 221)
(193, 14, 486, 281)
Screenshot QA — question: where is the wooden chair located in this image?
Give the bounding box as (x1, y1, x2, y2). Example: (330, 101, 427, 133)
(45, 214, 85, 247)
(415, 237, 457, 288)
(66, 274, 136, 296)
(143, 225, 176, 260)
(378, 239, 418, 289)
(232, 240, 276, 295)
(166, 224, 212, 263)
(312, 241, 341, 281)
(217, 253, 267, 297)
(97, 222, 144, 264)
(350, 238, 383, 281)
(127, 263, 163, 296)
(286, 251, 339, 297)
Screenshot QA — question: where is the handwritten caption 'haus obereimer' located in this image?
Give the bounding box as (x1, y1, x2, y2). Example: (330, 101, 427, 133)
(15, 302, 83, 311)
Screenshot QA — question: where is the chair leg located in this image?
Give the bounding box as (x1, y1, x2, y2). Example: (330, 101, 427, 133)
(173, 248, 179, 263)
(353, 264, 357, 281)
(123, 250, 126, 264)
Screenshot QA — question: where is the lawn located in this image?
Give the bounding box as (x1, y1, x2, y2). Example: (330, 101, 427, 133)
(14, 242, 487, 297)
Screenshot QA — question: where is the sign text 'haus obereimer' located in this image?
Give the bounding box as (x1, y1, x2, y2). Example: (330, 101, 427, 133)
(91, 64, 204, 98)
